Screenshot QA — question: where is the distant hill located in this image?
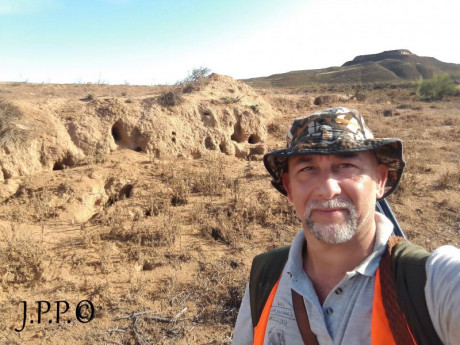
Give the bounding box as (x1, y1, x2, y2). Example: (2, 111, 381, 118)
(243, 50, 460, 88)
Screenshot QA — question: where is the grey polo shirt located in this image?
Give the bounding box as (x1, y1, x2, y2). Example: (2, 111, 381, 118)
(232, 213, 460, 345)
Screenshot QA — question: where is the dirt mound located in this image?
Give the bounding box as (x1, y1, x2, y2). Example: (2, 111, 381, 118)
(0, 81, 458, 345)
(0, 74, 275, 181)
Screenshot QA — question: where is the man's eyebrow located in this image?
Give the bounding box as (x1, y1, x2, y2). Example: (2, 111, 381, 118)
(293, 156, 313, 164)
(336, 152, 359, 158)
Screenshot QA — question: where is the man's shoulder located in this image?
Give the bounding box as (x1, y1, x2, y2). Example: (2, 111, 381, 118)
(250, 245, 291, 291)
(249, 245, 291, 328)
(390, 240, 430, 267)
(252, 245, 291, 266)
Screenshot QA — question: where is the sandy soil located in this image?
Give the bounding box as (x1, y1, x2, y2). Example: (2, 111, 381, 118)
(0, 78, 458, 344)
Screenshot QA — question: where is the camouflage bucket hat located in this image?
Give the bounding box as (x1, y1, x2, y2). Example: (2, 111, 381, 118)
(263, 107, 405, 199)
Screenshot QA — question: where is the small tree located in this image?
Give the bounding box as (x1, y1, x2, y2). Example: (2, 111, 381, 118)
(413, 74, 455, 101)
(182, 66, 212, 84)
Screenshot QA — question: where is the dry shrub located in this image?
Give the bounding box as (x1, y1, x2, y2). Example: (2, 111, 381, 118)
(198, 190, 298, 247)
(221, 96, 242, 104)
(258, 191, 298, 226)
(179, 66, 212, 94)
(158, 89, 183, 107)
(156, 165, 190, 206)
(0, 99, 28, 146)
(392, 172, 418, 201)
(170, 177, 190, 206)
(98, 204, 180, 249)
(190, 156, 233, 197)
(5, 183, 58, 223)
(195, 194, 257, 246)
(434, 170, 460, 190)
(147, 192, 171, 216)
(314, 94, 349, 106)
(191, 259, 246, 326)
(199, 203, 252, 246)
(0, 224, 45, 287)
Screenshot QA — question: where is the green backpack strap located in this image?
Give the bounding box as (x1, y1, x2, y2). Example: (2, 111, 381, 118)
(249, 245, 290, 328)
(391, 240, 443, 345)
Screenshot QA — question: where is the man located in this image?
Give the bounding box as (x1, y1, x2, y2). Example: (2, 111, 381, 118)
(232, 107, 459, 345)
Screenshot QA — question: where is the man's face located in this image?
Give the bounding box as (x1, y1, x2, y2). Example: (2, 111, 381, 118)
(281, 151, 388, 244)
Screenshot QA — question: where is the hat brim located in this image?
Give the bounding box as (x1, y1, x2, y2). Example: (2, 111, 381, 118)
(263, 138, 405, 199)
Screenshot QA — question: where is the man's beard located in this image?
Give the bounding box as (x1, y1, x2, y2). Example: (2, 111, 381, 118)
(304, 199, 358, 244)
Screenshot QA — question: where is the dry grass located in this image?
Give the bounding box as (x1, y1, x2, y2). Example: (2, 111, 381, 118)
(188, 156, 234, 198)
(0, 82, 458, 345)
(0, 223, 45, 288)
(98, 203, 180, 249)
(434, 170, 460, 190)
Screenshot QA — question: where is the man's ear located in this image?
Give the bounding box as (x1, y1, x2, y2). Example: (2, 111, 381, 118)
(282, 172, 293, 202)
(375, 164, 388, 199)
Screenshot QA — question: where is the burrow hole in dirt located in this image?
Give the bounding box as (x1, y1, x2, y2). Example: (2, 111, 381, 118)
(205, 136, 216, 150)
(230, 120, 261, 144)
(119, 184, 134, 199)
(230, 123, 242, 142)
(106, 184, 134, 207)
(248, 134, 261, 144)
(53, 153, 75, 171)
(111, 121, 145, 152)
(202, 109, 212, 116)
(111, 121, 124, 145)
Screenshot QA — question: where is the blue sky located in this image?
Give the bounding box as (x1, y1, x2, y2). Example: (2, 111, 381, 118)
(1, 0, 459, 85)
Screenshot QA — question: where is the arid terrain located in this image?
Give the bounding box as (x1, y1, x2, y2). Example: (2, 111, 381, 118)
(0, 74, 459, 344)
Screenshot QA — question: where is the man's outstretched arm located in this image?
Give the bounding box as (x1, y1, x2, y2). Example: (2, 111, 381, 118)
(232, 284, 253, 345)
(425, 245, 460, 345)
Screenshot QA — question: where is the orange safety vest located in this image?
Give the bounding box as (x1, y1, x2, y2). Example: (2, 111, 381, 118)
(253, 268, 417, 345)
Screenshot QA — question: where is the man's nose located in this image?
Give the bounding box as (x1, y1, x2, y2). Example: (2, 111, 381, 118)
(315, 174, 342, 199)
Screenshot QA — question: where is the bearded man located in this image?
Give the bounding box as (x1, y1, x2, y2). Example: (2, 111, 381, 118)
(232, 107, 459, 345)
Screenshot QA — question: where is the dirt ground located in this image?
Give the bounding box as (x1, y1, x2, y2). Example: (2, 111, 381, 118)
(0, 78, 458, 344)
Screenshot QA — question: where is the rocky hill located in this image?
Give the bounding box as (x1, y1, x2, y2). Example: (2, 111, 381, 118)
(243, 50, 460, 88)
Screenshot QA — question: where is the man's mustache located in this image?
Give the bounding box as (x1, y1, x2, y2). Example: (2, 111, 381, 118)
(304, 199, 354, 218)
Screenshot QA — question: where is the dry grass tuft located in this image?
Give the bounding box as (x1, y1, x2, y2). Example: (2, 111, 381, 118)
(158, 89, 183, 107)
(197, 189, 298, 247)
(0, 99, 26, 146)
(191, 259, 246, 326)
(434, 170, 460, 190)
(189, 156, 233, 197)
(170, 177, 190, 206)
(0, 224, 45, 287)
(99, 204, 180, 248)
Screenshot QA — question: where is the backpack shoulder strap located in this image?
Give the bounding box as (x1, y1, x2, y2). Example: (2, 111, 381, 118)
(390, 238, 443, 345)
(249, 245, 290, 328)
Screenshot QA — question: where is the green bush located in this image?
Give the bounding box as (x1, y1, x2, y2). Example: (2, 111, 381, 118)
(413, 74, 455, 101)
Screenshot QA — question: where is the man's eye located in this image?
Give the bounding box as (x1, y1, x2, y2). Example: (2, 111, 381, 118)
(299, 166, 313, 172)
(339, 163, 355, 168)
